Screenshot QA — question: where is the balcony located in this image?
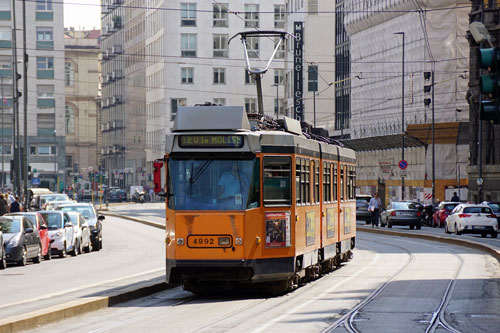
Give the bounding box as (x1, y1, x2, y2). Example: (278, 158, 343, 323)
(36, 11, 53, 21)
(37, 69, 54, 79)
(0, 40, 11, 49)
(36, 40, 54, 50)
(0, 69, 11, 77)
(37, 98, 55, 108)
(0, 11, 11, 20)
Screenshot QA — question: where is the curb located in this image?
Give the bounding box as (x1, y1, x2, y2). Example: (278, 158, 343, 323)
(358, 226, 500, 262)
(100, 211, 164, 229)
(0, 281, 170, 333)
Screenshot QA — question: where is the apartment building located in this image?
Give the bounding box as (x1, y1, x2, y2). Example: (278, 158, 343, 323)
(0, 0, 64, 192)
(64, 28, 100, 188)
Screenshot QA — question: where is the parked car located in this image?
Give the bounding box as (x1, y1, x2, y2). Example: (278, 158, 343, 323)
(432, 202, 460, 228)
(39, 194, 74, 210)
(40, 211, 77, 258)
(66, 211, 92, 254)
(445, 204, 498, 238)
(107, 187, 127, 202)
(7, 212, 52, 260)
(380, 201, 422, 230)
(481, 201, 500, 224)
(0, 216, 42, 265)
(356, 195, 372, 224)
(0, 224, 6, 269)
(56, 203, 104, 251)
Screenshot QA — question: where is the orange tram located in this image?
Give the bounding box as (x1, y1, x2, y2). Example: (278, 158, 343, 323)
(153, 105, 356, 293)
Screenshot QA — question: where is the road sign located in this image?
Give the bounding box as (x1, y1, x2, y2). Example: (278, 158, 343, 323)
(400, 169, 407, 178)
(31, 177, 40, 185)
(399, 160, 408, 170)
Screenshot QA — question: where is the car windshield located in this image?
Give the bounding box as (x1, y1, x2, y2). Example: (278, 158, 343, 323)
(59, 206, 95, 220)
(168, 158, 258, 211)
(444, 204, 458, 211)
(41, 213, 63, 230)
(0, 218, 20, 233)
(392, 202, 416, 210)
(463, 207, 493, 214)
(41, 194, 70, 203)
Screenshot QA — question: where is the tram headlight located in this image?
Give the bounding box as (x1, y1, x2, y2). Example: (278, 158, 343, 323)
(218, 237, 231, 246)
(235, 237, 243, 245)
(177, 238, 185, 246)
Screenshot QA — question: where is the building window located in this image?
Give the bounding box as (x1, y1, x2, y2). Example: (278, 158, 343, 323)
(244, 4, 259, 28)
(274, 5, 285, 28)
(213, 34, 228, 58)
(245, 71, 256, 84)
(37, 84, 55, 108)
(213, 98, 226, 105)
(213, 67, 226, 84)
(181, 67, 193, 84)
(244, 98, 257, 113)
(181, 33, 197, 57)
(308, 65, 318, 92)
(64, 62, 74, 86)
(36, 0, 52, 11)
(274, 37, 285, 59)
(38, 57, 53, 70)
(247, 36, 259, 58)
(65, 105, 75, 134)
(308, 0, 318, 14)
(274, 69, 284, 85)
(30, 145, 56, 155)
(0, 27, 11, 48)
(213, 3, 228, 27)
(36, 113, 55, 136)
(180, 3, 196, 26)
(0, 144, 11, 155)
(274, 98, 285, 115)
(171, 98, 186, 121)
(36, 27, 53, 49)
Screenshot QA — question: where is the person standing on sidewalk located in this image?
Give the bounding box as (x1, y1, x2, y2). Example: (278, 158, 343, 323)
(369, 192, 381, 227)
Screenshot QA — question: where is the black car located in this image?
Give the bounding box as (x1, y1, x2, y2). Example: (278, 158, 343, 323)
(0, 216, 42, 265)
(356, 195, 373, 224)
(482, 202, 500, 224)
(0, 225, 6, 269)
(107, 187, 127, 202)
(380, 201, 422, 230)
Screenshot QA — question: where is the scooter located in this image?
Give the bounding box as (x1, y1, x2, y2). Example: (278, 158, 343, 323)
(132, 191, 145, 204)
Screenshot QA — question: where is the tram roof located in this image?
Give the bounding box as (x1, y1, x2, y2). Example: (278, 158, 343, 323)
(173, 106, 251, 132)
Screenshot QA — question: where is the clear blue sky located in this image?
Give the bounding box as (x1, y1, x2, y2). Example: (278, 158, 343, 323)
(64, 0, 101, 30)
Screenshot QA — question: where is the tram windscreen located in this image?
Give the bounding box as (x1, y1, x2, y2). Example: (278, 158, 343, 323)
(168, 158, 260, 211)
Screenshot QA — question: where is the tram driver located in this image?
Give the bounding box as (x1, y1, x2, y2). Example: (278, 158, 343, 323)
(217, 163, 249, 205)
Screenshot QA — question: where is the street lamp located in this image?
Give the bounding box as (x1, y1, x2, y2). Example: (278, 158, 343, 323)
(394, 32, 405, 200)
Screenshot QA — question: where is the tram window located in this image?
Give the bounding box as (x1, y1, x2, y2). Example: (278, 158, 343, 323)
(263, 156, 291, 206)
(295, 158, 299, 204)
(353, 166, 356, 199)
(300, 158, 306, 205)
(323, 162, 331, 203)
(333, 163, 337, 201)
(247, 158, 261, 209)
(314, 161, 320, 204)
(340, 166, 344, 201)
(305, 159, 310, 204)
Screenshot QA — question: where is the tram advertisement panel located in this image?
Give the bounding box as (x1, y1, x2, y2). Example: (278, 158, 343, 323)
(265, 212, 291, 248)
(344, 207, 352, 234)
(306, 211, 316, 246)
(327, 208, 336, 239)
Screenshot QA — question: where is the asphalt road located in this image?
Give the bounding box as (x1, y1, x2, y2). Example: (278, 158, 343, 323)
(27, 232, 500, 333)
(0, 214, 164, 320)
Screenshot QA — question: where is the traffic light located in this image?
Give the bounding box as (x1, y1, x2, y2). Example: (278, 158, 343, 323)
(479, 47, 500, 124)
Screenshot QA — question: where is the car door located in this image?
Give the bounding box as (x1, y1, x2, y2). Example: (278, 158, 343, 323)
(22, 218, 35, 257)
(81, 215, 90, 247)
(63, 213, 75, 250)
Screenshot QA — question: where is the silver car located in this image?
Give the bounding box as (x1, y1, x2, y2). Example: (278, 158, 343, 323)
(66, 211, 92, 254)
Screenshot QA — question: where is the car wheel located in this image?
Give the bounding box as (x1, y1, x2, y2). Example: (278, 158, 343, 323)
(388, 221, 392, 228)
(365, 220, 370, 225)
(99, 239, 103, 250)
(33, 245, 42, 264)
(60, 243, 67, 258)
(18, 246, 27, 266)
(481, 232, 487, 238)
(455, 224, 461, 235)
(492, 231, 498, 238)
(416, 224, 421, 230)
(44, 247, 52, 260)
(0, 251, 6, 269)
(410, 225, 415, 230)
(445, 224, 451, 234)
(87, 240, 93, 253)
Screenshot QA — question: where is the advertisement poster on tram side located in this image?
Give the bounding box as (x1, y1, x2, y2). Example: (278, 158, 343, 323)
(327, 208, 336, 239)
(265, 212, 290, 248)
(306, 211, 316, 246)
(344, 207, 352, 234)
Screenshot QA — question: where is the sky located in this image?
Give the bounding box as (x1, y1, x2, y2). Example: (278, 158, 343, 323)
(64, 0, 101, 30)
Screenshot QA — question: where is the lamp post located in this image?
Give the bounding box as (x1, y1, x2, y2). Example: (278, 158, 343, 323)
(394, 32, 405, 200)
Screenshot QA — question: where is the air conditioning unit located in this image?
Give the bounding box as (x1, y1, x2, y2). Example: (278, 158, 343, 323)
(108, 97, 115, 106)
(112, 45, 122, 54)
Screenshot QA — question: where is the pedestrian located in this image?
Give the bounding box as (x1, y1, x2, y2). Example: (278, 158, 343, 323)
(9, 196, 23, 213)
(451, 192, 459, 202)
(0, 193, 7, 216)
(149, 187, 154, 202)
(369, 192, 381, 227)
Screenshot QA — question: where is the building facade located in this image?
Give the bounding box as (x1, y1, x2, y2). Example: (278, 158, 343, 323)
(64, 29, 100, 189)
(0, 0, 65, 192)
(343, 0, 470, 204)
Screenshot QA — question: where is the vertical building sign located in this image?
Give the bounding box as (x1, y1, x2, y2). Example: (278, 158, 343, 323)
(294, 22, 304, 121)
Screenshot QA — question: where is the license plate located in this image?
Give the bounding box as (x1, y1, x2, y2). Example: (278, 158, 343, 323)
(472, 226, 485, 230)
(400, 212, 413, 216)
(187, 235, 232, 248)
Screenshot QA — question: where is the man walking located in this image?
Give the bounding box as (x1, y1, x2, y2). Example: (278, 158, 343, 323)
(369, 192, 381, 227)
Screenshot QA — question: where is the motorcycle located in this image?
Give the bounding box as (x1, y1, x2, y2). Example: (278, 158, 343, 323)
(132, 191, 145, 204)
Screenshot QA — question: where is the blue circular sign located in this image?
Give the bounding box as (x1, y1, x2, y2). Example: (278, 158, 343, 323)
(399, 160, 408, 170)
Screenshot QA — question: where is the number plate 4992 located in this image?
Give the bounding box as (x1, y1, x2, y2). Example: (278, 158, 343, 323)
(187, 235, 232, 248)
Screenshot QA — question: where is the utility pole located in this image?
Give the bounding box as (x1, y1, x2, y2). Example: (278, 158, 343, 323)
(394, 32, 405, 200)
(11, 0, 21, 196)
(1, 75, 4, 192)
(22, 0, 28, 205)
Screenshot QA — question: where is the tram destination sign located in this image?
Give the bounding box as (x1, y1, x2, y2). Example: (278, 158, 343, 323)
(178, 135, 244, 148)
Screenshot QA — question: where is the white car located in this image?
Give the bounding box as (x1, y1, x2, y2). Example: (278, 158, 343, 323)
(66, 211, 92, 254)
(445, 204, 498, 238)
(39, 194, 74, 210)
(40, 211, 77, 258)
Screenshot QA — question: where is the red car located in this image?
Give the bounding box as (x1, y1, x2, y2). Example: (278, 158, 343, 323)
(7, 212, 52, 260)
(432, 202, 460, 228)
